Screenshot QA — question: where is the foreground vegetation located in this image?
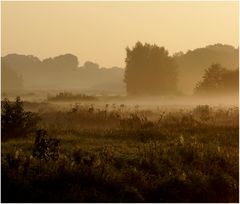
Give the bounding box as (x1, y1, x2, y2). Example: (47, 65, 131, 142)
(1, 98, 239, 202)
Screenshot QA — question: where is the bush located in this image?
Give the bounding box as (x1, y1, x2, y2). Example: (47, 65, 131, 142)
(48, 92, 97, 101)
(1, 97, 40, 140)
(33, 129, 60, 161)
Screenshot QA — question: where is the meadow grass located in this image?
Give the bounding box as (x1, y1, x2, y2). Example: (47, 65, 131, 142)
(1, 103, 239, 202)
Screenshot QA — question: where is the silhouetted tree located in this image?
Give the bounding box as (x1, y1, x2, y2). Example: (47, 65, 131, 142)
(174, 44, 239, 94)
(194, 63, 238, 95)
(124, 42, 178, 95)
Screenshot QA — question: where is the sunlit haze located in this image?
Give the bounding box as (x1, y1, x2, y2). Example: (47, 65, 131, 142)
(2, 1, 239, 67)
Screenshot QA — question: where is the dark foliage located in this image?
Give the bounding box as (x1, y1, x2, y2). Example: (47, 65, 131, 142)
(33, 129, 60, 161)
(1, 97, 40, 140)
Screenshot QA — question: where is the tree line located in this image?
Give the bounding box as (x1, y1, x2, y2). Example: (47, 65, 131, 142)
(2, 54, 124, 94)
(124, 42, 238, 96)
(2, 42, 238, 96)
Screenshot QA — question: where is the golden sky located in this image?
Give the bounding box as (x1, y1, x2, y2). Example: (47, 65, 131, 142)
(2, 1, 239, 67)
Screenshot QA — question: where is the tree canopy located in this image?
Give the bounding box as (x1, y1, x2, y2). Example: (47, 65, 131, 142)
(124, 42, 178, 95)
(194, 63, 238, 96)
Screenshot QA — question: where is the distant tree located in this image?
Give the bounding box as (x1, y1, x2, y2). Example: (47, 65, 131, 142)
(83, 61, 99, 70)
(174, 43, 239, 94)
(173, 51, 184, 57)
(42, 54, 79, 72)
(124, 42, 178, 95)
(1, 62, 23, 90)
(194, 63, 238, 95)
(222, 69, 239, 93)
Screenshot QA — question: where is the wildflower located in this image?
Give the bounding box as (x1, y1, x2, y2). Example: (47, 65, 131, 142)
(180, 171, 187, 181)
(15, 150, 20, 159)
(179, 135, 184, 145)
(93, 156, 101, 167)
(120, 104, 125, 108)
(226, 153, 230, 158)
(15, 149, 22, 159)
(132, 167, 137, 172)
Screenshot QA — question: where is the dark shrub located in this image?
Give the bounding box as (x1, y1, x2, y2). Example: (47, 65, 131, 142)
(1, 97, 40, 140)
(33, 129, 60, 161)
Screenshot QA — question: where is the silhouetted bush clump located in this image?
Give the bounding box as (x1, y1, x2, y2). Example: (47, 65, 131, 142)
(48, 92, 97, 101)
(1, 97, 40, 140)
(33, 129, 60, 161)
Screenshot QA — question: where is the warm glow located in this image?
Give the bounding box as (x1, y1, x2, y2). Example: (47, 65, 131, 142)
(2, 1, 239, 67)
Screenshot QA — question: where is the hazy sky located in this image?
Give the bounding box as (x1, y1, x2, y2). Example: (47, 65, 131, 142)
(2, 1, 239, 68)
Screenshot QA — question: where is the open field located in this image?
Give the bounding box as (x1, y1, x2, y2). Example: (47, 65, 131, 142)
(1, 98, 239, 202)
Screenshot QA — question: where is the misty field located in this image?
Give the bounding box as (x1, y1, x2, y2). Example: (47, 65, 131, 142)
(1, 97, 238, 202)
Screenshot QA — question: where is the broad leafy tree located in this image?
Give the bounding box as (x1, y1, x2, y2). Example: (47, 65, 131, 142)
(124, 42, 178, 95)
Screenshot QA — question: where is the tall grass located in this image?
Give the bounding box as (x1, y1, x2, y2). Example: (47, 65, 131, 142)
(1, 102, 239, 202)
